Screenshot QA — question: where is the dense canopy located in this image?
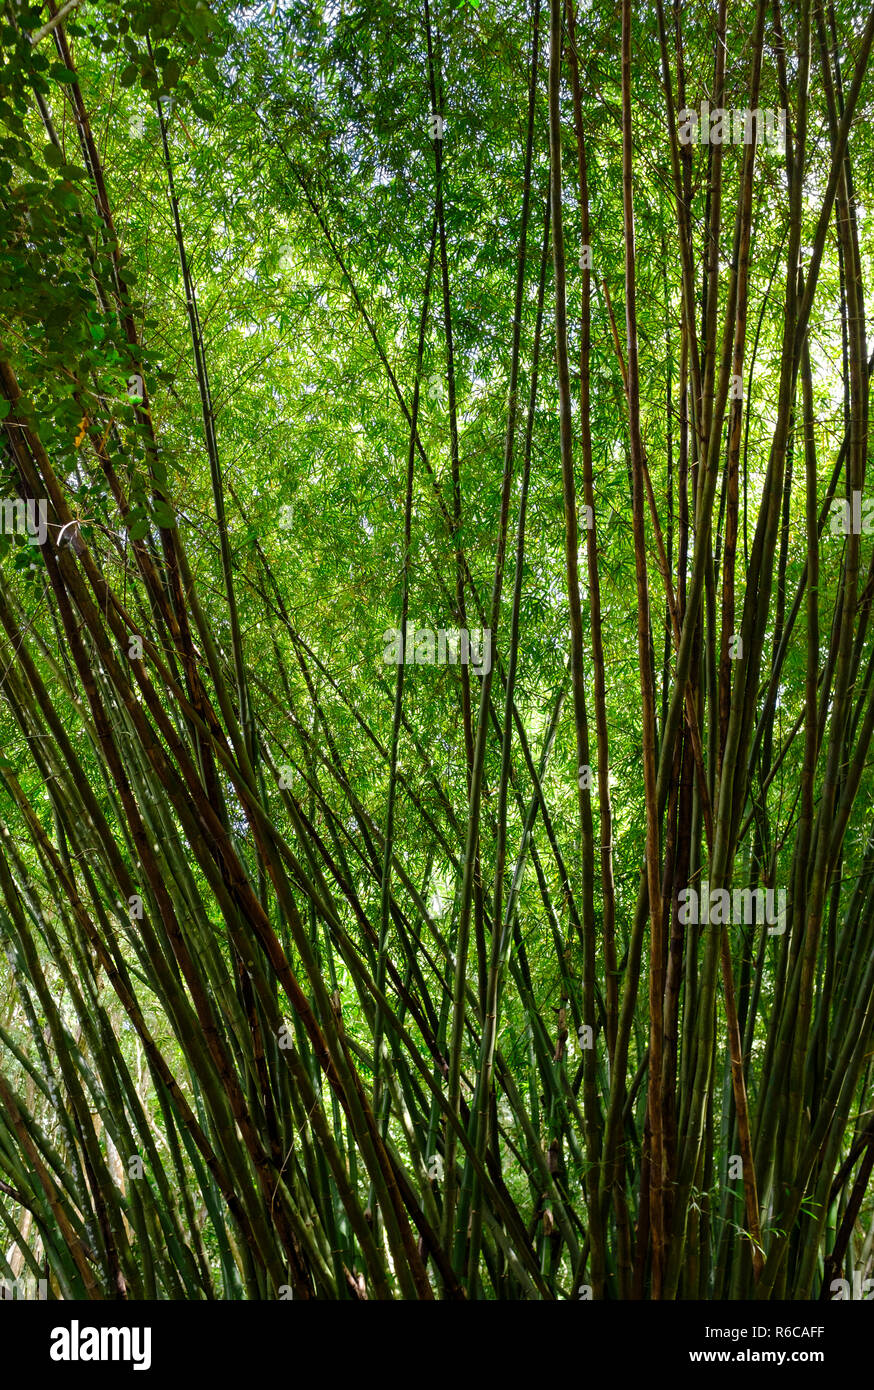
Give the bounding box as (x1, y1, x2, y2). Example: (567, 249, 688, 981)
(0, 0, 873, 1303)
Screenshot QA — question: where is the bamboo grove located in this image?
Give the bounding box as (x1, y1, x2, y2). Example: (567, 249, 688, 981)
(0, 0, 873, 1302)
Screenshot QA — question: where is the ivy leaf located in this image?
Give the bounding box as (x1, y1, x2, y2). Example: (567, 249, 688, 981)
(151, 500, 176, 529)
